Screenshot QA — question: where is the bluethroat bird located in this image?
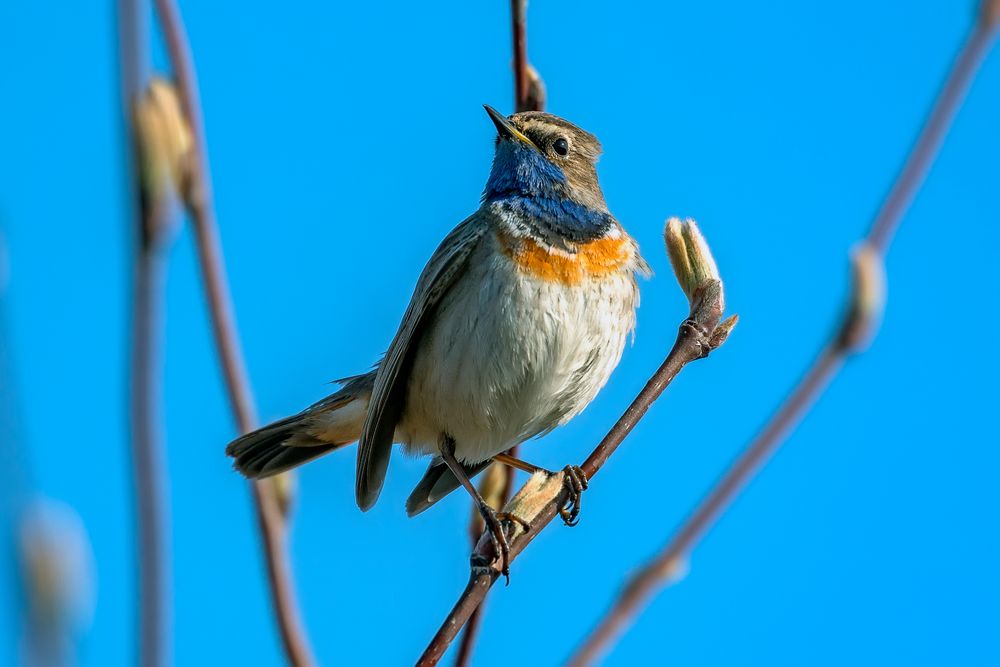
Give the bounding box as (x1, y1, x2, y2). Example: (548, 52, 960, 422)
(227, 106, 648, 576)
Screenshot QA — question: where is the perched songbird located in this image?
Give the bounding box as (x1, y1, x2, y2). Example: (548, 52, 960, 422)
(227, 106, 648, 575)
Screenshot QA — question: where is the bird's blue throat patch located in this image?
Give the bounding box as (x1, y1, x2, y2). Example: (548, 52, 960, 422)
(489, 195, 615, 247)
(483, 141, 613, 246)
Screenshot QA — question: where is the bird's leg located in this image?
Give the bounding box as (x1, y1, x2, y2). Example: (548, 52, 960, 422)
(493, 452, 589, 527)
(438, 436, 527, 583)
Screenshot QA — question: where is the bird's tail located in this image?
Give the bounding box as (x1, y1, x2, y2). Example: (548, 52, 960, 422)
(226, 372, 374, 479)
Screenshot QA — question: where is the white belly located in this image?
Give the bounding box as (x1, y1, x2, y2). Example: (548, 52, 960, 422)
(397, 239, 639, 465)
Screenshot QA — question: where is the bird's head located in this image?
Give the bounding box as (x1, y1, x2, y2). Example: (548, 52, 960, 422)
(482, 106, 607, 212)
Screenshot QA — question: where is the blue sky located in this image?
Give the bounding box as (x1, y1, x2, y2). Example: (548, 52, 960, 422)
(2, 1, 999, 665)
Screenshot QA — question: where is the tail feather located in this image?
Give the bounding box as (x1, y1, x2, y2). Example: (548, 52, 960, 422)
(237, 438, 340, 478)
(226, 372, 374, 479)
(405, 458, 493, 517)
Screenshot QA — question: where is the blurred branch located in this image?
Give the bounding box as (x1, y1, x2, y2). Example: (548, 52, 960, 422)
(453, 5, 547, 665)
(418, 221, 737, 666)
(566, 6, 1000, 665)
(127, 202, 172, 667)
(118, 0, 148, 108)
(0, 231, 31, 519)
(117, 1, 173, 665)
(510, 0, 527, 111)
(17, 499, 96, 667)
(4, 199, 97, 667)
(149, 1, 316, 665)
(510, 0, 546, 113)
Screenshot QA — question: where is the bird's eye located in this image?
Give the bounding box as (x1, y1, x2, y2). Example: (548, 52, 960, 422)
(552, 137, 569, 157)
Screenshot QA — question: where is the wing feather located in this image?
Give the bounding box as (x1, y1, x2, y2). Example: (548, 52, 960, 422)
(355, 215, 488, 510)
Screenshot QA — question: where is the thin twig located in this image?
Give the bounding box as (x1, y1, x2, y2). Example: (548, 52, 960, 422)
(150, 1, 316, 665)
(453, 4, 546, 664)
(418, 278, 733, 666)
(510, 0, 528, 112)
(566, 8, 1000, 666)
(454, 460, 510, 667)
(118, 1, 171, 666)
(452, 601, 485, 667)
(127, 212, 172, 667)
(0, 233, 30, 505)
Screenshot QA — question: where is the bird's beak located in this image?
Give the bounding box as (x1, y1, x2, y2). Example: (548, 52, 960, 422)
(484, 104, 536, 149)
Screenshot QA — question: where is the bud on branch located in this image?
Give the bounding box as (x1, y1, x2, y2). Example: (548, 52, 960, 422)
(664, 217, 738, 356)
(133, 77, 192, 209)
(836, 243, 886, 353)
(665, 217, 720, 307)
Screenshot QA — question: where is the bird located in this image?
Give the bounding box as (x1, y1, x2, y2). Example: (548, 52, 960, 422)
(226, 105, 649, 576)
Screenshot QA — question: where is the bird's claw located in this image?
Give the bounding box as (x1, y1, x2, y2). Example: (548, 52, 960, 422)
(478, 503, 528, 585)
(557, 465, 589, 527)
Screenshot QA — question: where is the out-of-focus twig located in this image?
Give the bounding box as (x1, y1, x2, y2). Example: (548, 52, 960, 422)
(510, 0, 546, 113)
(118, 1, 174, 665)
(149, 1, 315, 665)
(566, 6, 1000, 665)
(5, 206, 98, 667)
(0, 230, 30, 521)
(418, 220, 737, 666)
(128, 204, 171, 667)
(453, 4, 547, 665)
(17, 498, 96, 667)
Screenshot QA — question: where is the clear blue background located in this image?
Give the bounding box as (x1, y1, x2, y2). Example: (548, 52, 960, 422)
(2, 1, 999, 665)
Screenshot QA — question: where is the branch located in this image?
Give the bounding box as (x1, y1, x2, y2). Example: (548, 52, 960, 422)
(117, 2, 172, 666)
(566, 6, 1000, 665)
(453, 4, 546, 665)
(510, 0, 546, 113)
(127, 204, 172, 667)
(150, 1, 316, 665)
(454, 464, 509, 667)
(418, 220, 737, 666)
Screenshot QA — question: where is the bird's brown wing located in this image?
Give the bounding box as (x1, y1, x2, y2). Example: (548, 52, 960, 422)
(355, 215, 488, 511)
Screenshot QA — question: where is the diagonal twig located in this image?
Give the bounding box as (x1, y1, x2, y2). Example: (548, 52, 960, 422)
(454, 464, 510, 667)
(453, 3, 546, 665)
(150, 1, 316, 665)
(418, 227, 737, 665)
(566, 5, 1000, 665)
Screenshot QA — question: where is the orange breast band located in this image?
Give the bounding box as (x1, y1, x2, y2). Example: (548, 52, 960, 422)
(497, 231, 631, 285)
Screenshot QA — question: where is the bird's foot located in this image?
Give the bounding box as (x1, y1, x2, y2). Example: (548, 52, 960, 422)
(476, 502, 529, 585)
(557, 465, 589, 527)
